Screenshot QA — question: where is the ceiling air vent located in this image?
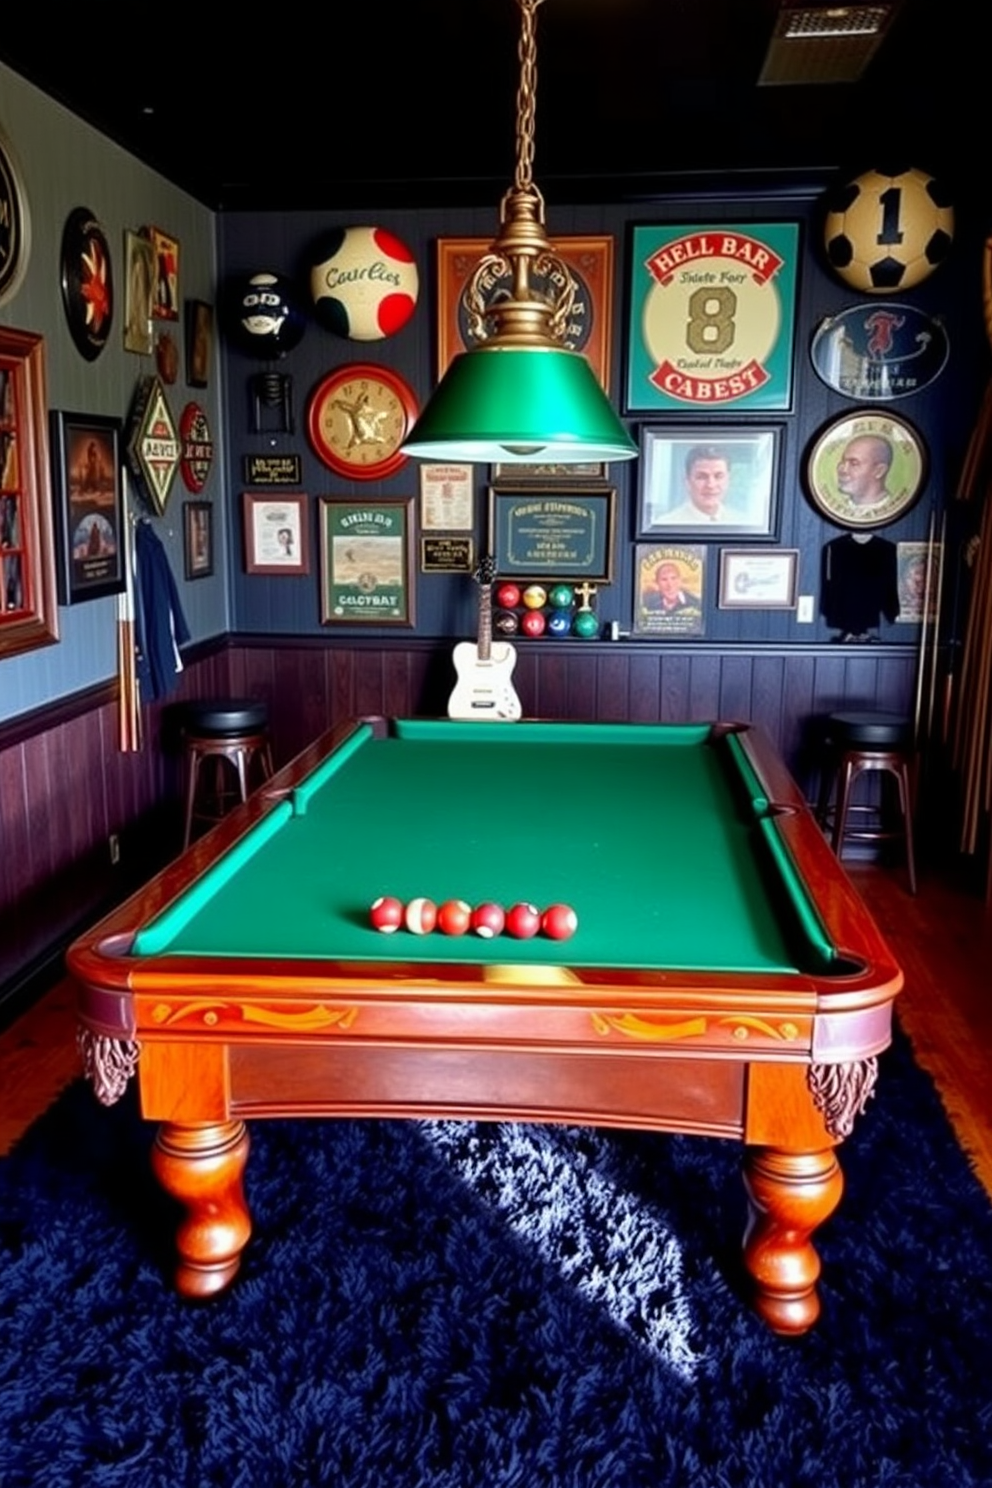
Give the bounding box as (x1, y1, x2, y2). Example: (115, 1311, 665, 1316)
(759, 3, 900, 84)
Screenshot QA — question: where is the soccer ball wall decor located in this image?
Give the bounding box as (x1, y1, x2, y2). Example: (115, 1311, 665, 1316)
(310, 226, 419, 340)
(823, 167, 954, 293)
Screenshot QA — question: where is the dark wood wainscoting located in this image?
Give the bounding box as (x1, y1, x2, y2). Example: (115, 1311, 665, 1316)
(0, 637, 918, 1016)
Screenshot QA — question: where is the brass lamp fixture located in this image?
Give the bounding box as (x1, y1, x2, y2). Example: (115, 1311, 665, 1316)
(401, 0, 637, 465)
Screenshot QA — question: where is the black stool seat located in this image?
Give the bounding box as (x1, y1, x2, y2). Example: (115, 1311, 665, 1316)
(816, 710, 916, 894)
(180, 699, 274, 849)
(182, 699, 269, 737)
(825, 711, 913, 749)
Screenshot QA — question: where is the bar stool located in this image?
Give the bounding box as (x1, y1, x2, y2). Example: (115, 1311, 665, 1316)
(181, 699, 274, 849)
(816, 710, 916, 894)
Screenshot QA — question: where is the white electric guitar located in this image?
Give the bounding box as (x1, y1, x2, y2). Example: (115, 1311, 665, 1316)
(448, 557, 522, 721)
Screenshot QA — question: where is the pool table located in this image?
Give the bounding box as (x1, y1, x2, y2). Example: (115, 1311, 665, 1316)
(70, 717, 901, 1334)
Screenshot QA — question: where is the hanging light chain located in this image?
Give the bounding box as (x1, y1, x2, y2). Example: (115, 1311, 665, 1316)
(514, 0, 544, 193)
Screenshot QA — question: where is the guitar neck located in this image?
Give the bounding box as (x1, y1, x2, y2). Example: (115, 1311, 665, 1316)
(477, 582, 493, 662)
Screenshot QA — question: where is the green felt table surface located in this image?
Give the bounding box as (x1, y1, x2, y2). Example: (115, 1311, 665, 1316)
(135, 720, 833, 975)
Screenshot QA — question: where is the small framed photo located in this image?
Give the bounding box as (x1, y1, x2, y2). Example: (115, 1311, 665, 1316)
(718, 548, 799, 609)
(897, 540, 942, 623)
(319, 497, 415, 626)
(637, 425, 781, 537)
(243, 492, 309, 575)
(632, 543, 706, 637)
(489, 486, 616, 581)
(148, 226, 179, 321)
(805, 410, 927, 530)
(419, 462, 474, 531)
(185, 299, 213, 387)
(123, 230, 155, 355)
(49, 411, 126, 605)
(183, 501, 213, 579)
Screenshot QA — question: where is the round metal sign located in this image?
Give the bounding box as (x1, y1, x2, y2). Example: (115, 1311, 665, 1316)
(810, 303, 949, 402)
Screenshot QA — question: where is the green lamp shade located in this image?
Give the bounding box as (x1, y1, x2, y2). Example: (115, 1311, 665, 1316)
(401, 345, 638, 464)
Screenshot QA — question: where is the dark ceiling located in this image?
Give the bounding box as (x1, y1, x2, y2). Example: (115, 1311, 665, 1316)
(0, 0, 971, 212)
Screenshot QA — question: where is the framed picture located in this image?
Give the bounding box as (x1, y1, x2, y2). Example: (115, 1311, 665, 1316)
(436, 235, 614, 391)
(489, 486, 616, 582)
(183, 501, 213, 580)
(0, 328, 59, 657)
(896, 539, 942, 623)
(123, 230, 155, 354)
(805, 410, 927, 530)
(718, 548, 799, 609)
(319, 498, 415, 626)
(421, 535, 474, 573)
(148, 226, 179, 321)
(626, 222, 799, 413)
(491, 461, 606, 483)
(638, 425, 781, 538)
(633, 543, 706, 637)
(419, 462, 473, 531)
(185, 299, 213, 387)
(243, 492, 309, 575)
(49, 410, 125, 605)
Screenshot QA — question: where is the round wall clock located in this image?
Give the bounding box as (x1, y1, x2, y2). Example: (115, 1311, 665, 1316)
(0, 128, 31, 308)
(61, 207, 113, 361)
(306, 363, 418, 480)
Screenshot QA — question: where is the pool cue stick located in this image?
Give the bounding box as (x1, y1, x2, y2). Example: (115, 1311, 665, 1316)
(912, 509, 936, 751)
(925, 512, 947, 747)
(116, 480, 142, 752)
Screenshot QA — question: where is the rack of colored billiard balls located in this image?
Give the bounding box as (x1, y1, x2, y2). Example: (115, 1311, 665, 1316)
(369, 896, 578, 940)
(493, 582, 599, 640)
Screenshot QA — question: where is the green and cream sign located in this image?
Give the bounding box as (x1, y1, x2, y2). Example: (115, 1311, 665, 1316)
(320, 498, 413, 626)
(626, 223, 799, 412)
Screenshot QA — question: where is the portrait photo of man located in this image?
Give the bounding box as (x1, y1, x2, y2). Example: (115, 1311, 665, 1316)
(633, 544, 705, 637)
(807, 413, 925, 530)
(639, 429, 778, 536)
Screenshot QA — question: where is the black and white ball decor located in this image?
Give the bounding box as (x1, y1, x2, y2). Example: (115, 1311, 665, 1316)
(224, 271, 307, 357)
(823, 167, 954, 293)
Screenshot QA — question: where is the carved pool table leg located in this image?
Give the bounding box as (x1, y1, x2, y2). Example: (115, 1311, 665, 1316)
(151, 1120, 252, 1298)
(742, 1146, 844, 1336)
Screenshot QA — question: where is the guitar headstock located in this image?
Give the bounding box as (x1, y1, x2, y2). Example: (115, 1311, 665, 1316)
(475, 554, 497, 587)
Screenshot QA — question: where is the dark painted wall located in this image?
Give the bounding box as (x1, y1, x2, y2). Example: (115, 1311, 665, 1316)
(217, 180, 988, 648)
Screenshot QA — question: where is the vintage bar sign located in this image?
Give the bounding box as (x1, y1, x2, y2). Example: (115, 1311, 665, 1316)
(242, 453, 303, 486)
(125, 375, 180, 515)
(421, 536, 474, 573)
(626, 224, 799, 412)
(810, 303, 949, 402)
(179, 402, 213, 493)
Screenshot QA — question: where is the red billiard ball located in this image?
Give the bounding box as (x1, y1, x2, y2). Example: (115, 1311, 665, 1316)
(505, 901, 541, 938)
(369, 896, 404, 933)
(541, 903, 578, 940)
(496, 583, 521, 609)
(471, 901, 505, 938)
(521, 610, 546, 638)
(405, 897, 437, 935)
(437, 898, 472, 935)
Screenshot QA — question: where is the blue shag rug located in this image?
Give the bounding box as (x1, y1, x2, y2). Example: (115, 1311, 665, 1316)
(2, 1023, 992, 1488)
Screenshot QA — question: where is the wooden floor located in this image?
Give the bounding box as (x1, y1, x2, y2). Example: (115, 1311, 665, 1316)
(2, 862, 992, 1199)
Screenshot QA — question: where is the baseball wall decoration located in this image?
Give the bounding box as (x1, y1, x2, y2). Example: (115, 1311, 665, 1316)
(310, 226, 419, 340)
(822, 167, 954, 293)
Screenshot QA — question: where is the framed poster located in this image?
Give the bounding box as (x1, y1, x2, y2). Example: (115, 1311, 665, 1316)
(0, 328, 59, 657)
(805, 410, 927, 530)
(123, 230, 155, 355)
(626, 223, 799, 413)
(896, 540, 942, 623)
(319, 497, 414, 625)
(185, 299, 213, 387)
(149, 226, 179, 320)
(243, 492, 309, 574)
(437, 235, 614, 391)
(637, 425, 781, 537)
(718, 549, 799, 609)
(50, 411, 125, 604)
(633, 544, 706, 637)
(419, 462, 473, 531)
(183, 501, 213, 580)
(488, 487, 616, 582)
